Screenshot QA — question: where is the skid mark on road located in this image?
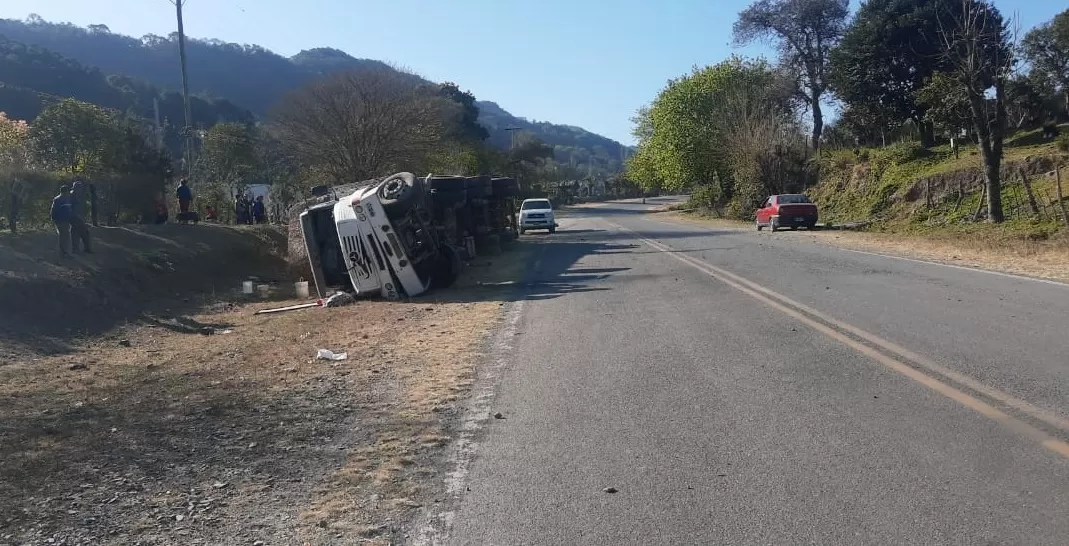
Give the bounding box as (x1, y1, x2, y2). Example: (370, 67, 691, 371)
(605, 220, 1069, 461)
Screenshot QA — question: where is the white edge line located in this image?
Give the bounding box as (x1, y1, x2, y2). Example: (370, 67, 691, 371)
(411, 298, 527, 546)
(830, 245, 1069, 288)
(648, 215, 1069, 289)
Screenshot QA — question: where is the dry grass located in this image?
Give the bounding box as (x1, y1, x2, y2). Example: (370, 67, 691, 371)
(0, 243, 533, 545)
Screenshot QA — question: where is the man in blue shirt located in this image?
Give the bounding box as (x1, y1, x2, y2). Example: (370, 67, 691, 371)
(50, 184, 73, 257)
(176, 179, 193, 214)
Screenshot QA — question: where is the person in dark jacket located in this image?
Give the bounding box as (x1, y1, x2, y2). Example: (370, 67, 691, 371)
(50, 185, 73, 257)
(252, 195, 266, 224)
(176, 179, 193, 214)
(69, 180, 93, 254)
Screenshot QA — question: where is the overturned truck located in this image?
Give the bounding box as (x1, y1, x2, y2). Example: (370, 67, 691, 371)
(299, 172, 519, 300)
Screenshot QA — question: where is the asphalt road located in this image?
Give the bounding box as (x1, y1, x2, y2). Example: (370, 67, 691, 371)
(436, 198, 1069, 545)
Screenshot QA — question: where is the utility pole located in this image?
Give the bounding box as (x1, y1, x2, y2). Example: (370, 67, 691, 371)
(152, 97, 163, 151)
(170, 0, 195, 178)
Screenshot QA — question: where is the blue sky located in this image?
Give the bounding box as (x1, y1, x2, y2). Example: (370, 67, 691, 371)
(7, 0, 1065, 145)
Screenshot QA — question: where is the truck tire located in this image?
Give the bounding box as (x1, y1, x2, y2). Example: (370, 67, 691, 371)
(378, 172, 423, 211)
(430, 244, 462, 290)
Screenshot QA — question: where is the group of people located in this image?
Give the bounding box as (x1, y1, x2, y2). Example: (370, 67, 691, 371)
(235, 192, 267, 225)
(49, 178, 272, 256)
(49, 180, 93, 257)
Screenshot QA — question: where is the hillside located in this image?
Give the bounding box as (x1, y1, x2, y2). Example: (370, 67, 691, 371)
(0, 35, 254, 152)
(0, 15, 628, 173)
(809, 127, 1069, 239)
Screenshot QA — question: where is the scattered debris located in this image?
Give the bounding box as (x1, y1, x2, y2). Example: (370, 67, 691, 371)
(324, 291, 355, 308)
(315, 349, 348, 361)
(254, 301, 323, 315)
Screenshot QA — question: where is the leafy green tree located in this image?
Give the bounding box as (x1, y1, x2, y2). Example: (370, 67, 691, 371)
(199, 122, 259, 193)
(916, 72, 972, 136)
(829, 0, 964, 147)
(436, 82, 490, 143)
(1020, 9, 1069, 118)
(0, 112, 30, 168)
(733, 0, 849, 151)
(625, 57, 793, 207)
(27, 98, 127, 175)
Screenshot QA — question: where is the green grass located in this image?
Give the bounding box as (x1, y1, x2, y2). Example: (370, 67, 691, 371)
(812, 125, 1069, 236)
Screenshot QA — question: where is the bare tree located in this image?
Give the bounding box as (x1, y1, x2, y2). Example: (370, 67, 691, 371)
(938, 0, 1013, 223)
(272, 66, 449, 185)
(733, 0, 849, 152)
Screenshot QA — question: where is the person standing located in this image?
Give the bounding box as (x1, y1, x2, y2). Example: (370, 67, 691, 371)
(50, 184, 73, 257)
(69, 180, 93, 254)
(176, 179, 193, 215)
(252, 195, 266, 224)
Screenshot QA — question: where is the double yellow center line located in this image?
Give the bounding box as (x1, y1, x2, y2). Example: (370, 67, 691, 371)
(605, 220, 1069, 460)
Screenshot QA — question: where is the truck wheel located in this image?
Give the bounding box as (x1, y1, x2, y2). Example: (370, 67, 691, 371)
(379, 172, 423, 211)
(430, 244, 462, 290)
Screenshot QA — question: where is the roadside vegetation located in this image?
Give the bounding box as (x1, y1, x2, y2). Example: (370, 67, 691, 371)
(626, 1, 1069, 254)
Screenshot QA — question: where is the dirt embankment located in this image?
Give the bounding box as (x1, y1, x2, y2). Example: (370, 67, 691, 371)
(0, 224, 286, 356)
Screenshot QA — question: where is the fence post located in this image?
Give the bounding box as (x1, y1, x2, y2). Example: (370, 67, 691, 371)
(1055, 161, 1069, 228)
(973, 182, 987, 222)
(1019, 167, 1041, 218)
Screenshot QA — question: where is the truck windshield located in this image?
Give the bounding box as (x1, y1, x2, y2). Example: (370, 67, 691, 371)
(522, 200, 552, 210)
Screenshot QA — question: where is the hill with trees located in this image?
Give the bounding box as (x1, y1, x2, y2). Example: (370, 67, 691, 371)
(627, 0, 1069, 235)
(0, 15, 628, 175)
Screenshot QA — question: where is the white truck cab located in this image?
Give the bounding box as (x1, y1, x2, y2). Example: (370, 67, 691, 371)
(299, 172, 458, 301)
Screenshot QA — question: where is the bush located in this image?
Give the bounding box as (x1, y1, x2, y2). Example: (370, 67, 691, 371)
(688, 183, 721, 212)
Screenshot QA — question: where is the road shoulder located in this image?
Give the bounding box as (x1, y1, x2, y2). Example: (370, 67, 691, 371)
(654, 210, 1069, 284)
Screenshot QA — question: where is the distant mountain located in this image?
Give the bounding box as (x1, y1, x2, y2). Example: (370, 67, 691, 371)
(0, 15, 629, 173)
(0, 34, 253, 153)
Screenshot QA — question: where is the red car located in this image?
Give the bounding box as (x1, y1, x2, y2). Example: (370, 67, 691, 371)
(756, 194, 819, 231)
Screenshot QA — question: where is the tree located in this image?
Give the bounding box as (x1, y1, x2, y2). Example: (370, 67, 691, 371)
(272, 65, 448, 185)
(199, 122, 258, 192)
(626, 57, 801, 216)
(1020, 9, 1069, 118)
(829, 0, 964, 147)
(27, 98, 127, 175)
(0, 112, 30, 168)
(937, 0, 1013, 223)
(733, 0, 849, 151)
(435, 82, 489, 143)
(916, 72, 973, 137)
